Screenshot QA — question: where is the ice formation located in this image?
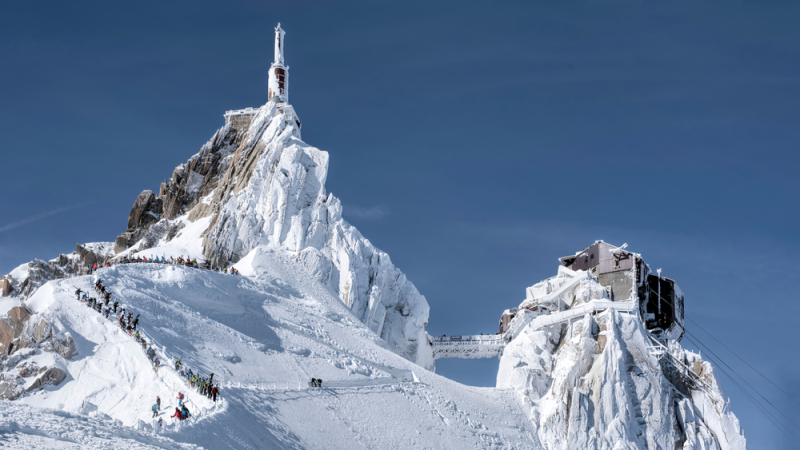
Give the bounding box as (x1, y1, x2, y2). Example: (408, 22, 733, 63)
(152, 100, 430, 367)
(497, 265, 746, 449)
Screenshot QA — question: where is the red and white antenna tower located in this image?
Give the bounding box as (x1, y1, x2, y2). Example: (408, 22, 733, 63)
(268, 23, 288, 103)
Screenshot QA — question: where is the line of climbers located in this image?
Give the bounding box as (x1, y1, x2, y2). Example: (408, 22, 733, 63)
(73, 280, 221, 425)
(90, 254, 240, 275)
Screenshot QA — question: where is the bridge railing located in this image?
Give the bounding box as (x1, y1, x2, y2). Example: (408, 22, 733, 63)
(224, 107, 260, 118)
(430, 335, 505, 346)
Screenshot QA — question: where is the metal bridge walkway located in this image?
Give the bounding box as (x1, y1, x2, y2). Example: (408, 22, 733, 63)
(432, 300, 637, 360)
(430, 335, 505, 360)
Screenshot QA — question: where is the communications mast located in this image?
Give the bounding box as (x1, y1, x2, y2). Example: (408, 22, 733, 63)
(268, 23, 288, 103)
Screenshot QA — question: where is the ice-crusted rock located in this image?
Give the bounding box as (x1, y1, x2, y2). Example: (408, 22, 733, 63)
(120, 101, 432, 367)
(497, 273, 746, 450)
(2, 243, 114, 299)
(0, 372, 25, 400)
(16, 360, 42, 378)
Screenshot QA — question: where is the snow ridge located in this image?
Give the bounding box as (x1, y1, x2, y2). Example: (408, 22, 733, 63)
(497, 268, 746, 449)
(124, 101, 431, 367)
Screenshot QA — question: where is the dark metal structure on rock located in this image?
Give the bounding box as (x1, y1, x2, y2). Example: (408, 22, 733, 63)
(558, 240, 684, 341)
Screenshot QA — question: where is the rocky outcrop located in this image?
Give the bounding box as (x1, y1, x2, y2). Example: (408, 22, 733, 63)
(0, 372, 24, 400)
(26, 366, 67, 392)
(117, 125, 243, 253)
(11, 317, 77, 360)
(16, 360, 42, 378)
(127, 190, 161, 232)
(114, 234, 128, 254)
(1, 306, 77, 361)
(116, 101, 432, 366)
(1, 278, 10, 297)
(0, 311, 74, 399)
(2, 244, 113, 299)
(0, 305, 32, 354)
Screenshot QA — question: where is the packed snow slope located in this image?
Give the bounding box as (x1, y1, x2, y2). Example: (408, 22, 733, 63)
(115, 100, 430, 368)
(5, 249, 536, 449)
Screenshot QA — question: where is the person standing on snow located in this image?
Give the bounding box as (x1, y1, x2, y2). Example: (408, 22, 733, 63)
(152, 404, 159, 418)
(211, 385, 219, 402)
(156, 396, 161, 411)
(172, 407, 182, 421)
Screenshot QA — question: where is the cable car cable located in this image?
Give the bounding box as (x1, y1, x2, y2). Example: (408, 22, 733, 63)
(686, 316, 800, 409)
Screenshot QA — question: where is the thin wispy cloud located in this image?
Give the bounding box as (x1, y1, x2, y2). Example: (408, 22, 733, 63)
(344, 205, 390, 220)
(0, 202, 93, 233)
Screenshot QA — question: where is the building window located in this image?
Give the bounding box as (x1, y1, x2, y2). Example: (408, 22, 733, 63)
(590, 254, 594, 260)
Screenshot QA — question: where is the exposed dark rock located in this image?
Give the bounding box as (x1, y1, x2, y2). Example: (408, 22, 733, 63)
(16, 361, 41, 378)
(0, 306, 32, 354)
(114, 234, 129, 253)
(53, 333, 77, 360)
(84, 251, 97, 268)
(26, 366, 66, 392)
(1, 278, 10, 297)
(11, 257, 89, 299)
(122, 124, 243, 253)
(127, 190, 156, 232)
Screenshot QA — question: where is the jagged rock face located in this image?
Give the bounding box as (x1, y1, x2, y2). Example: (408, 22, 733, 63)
(127, 190, 161, 232)
(0, 372, 24, 400)
(1, 308, 77, 361)
(116, 124, 242, 253)
(2, 245, 109, 299)
(120, 102, 432, 366)
(497, 273, 746, 450)
(0, 306, 32, 353)
(0, 308, 73, 399)
(1, 278, 11, 297)
(26, 366, 67, 392)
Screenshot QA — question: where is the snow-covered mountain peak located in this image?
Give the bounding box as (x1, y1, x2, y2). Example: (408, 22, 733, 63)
(111, 99, 432, 368)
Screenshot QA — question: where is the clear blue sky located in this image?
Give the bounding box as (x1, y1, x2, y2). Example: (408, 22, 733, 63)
(1, 1, 799, 447)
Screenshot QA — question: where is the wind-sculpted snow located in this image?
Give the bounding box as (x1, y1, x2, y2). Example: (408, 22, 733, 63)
(497, 270, 746, 449)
